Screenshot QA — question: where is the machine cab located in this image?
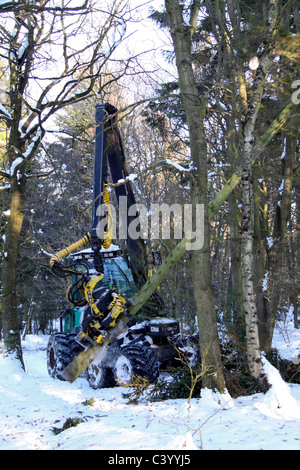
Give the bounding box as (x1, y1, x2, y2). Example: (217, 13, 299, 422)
(61, 246, 137, 333)
(71, 245, 137, 298)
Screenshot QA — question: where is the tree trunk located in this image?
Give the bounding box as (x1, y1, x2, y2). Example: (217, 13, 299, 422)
(228, 193, 244, 337)
(265, 133, 296, 349)
(1, 176, 25, 368)
(238, 0, 279, 386)
(289, 167, 300, 328)
(253, 167, 272, 350)
(240, 158, 264, 383)
(164, 0, 225, 392)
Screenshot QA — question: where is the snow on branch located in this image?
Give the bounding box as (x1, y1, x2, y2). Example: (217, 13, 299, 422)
(0, 103, 12, 121)
(10, 157, 23, 177)
(0, 183, 10, 190)
(22, 128, 44, 160)
(165, 158, 194, 173)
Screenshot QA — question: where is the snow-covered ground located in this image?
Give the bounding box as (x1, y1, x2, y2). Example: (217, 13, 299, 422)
(0, 316, 299, 451)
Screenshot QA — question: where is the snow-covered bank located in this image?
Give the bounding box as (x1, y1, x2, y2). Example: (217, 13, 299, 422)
(0, 317, 299, 451)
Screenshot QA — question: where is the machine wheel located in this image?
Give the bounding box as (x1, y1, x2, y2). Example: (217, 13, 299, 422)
(113, 343, 160, 385)
(47, 332, 83, 381)
(86, 360, 115, 389)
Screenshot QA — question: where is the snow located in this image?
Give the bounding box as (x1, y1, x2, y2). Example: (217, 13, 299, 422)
(165, 159, 189, 173)
(0, 104, 12, 120)
(22, 128, 43, 159)
(10, 157, 23, 176)
(18, 37, 29, 60)
(267, 236, 274, 249)
(0, 320, 300, 451)
(249, 56, 260, 71)
(259, 356, 300, 420)
(281, 138, 287, 159)
(0, 184, 11, 191)
(272, 311, 300, 363)
(262, 271, 269, 292)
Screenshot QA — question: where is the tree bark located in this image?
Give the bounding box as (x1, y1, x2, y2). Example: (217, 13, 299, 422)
(266, 133, 296, 348)
(228, 193, 244, 335)
(240, 155, 263, 382)
(253, 168, 271, 350)
(1, 175, 25, 368)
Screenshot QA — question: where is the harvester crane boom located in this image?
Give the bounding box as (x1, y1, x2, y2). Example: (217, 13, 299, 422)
(91, 103, 148, 287)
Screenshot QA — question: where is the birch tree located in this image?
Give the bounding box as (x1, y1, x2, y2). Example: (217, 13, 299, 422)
(237, 0, 277, 384)
(0, 0, 134, 367)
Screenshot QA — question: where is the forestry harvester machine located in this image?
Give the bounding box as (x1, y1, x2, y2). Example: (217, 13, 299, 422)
(47, 104, 199, 388)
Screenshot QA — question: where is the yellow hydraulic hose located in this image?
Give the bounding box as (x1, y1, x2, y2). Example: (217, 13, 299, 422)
(102, 185, 113, 249)
(50, 233, 91, 268)
(50, 184, 113, 269)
